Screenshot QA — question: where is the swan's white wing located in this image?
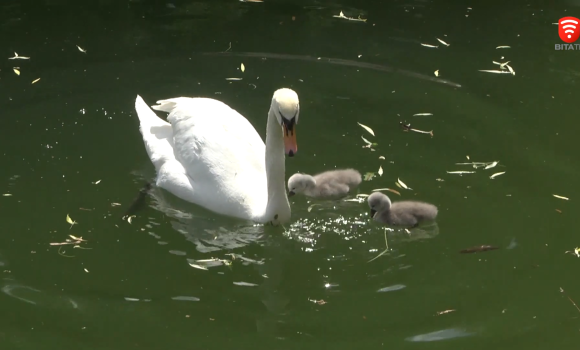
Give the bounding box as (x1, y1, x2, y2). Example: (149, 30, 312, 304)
(154, 97, 268, 220)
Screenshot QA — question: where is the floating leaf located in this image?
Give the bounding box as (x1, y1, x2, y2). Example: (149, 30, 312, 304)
(233, 281, 259, 287)
(92, 179, 101, 185)
(357, 122, 375, 136)
(332, 10, 367, 22)
(496, 46, 511, 49)
(84, 268, 89, 273)
(378, 166, 383, 176)
(66, 214, 77, 229)
(397, 178, 412, 190)
(434, 70, 439, 77)
(189, 263, 208, 271)
(436, 309, 456, 315)
(506, 64, 515, 76)
(372, 188, 401, 196)
(484, 161, 499, 169)
(553, 194, 569, 201)
(31, 78, 40, 84)
(489, 171, 505, 179)
(111, 202, 121, 206)
(493, 61, 510, 68)
(76, 45, 86, 53)
(447, 171, 476, 174)
(13, 68, 20, 75)
(479, 69, 511, 74)
(241, 63, 245, 72)
(127, 215, 136, 224)
(2, 194, 12, 197)
(378, 156, 385, 160)
(436, 38, 450, 46)
(413, 113, 433, 116)
(69, 235, 86, 241)
(361, 135, 372, 145)
(364, 172, 375, 181)
(421, 43, 438, 48)
(8, 52, 30, 60)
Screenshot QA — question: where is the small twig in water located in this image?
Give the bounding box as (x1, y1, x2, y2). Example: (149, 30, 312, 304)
(560, 287, 580, 314)
(368, 228, 390, 263)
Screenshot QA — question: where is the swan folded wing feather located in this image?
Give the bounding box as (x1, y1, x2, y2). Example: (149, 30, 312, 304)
(158, 97, 269, 219)
(313, 169, 362, 189)
(391, 201, 438, 220)
(135, 95, 176, 171)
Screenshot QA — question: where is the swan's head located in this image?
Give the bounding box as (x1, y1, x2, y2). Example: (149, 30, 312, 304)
(368, 192, 392, 218)
(272, 88, 299, 157)
(287, 173, 316, 196)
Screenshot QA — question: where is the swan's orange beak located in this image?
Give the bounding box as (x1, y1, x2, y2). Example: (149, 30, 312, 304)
(283, 124, 297, 157)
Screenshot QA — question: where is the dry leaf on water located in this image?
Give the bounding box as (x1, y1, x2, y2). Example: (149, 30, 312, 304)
(364, 172, 375, 181)
(553, 194, 569, 200)
(489, 172, 505, 179)
(357, 122, 375, 136)
(372, 188, 401, 196)
(436, 38, 450, 46)
(8, 52, 30, 60)
(397, 178, 411, 190)
(66, 214, 77, 229)
(484, 161, 498, 169)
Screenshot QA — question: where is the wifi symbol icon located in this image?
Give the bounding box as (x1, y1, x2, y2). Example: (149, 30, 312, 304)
(559, 17, 580, 43)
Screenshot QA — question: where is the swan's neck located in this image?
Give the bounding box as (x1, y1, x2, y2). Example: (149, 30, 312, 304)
(263, 107, 290, 224)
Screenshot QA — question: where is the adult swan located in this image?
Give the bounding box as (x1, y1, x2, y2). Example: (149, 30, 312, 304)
(134, 88, 300, 226)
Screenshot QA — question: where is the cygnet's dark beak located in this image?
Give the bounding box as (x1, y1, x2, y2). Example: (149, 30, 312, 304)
(282, 117, 297, 157)
(288, 190, 295, 197)
(370, 209, 377, 218)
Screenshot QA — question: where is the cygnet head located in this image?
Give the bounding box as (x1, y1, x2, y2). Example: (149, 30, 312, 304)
(271, 88, 299, 157)
(287, 173, 316, 197)
(367, 192, 392, 218)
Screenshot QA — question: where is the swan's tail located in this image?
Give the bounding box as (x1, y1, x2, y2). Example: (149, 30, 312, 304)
(135, 95, 176, 171)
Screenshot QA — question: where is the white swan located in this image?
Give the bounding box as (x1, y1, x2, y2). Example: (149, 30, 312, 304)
(134, 88, 300, 225)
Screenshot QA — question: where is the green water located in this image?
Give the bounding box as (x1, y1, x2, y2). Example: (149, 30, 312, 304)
(1, 0, 580, 348)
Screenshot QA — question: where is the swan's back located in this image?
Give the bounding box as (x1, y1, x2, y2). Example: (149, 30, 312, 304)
(135, 95, 269, 220)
